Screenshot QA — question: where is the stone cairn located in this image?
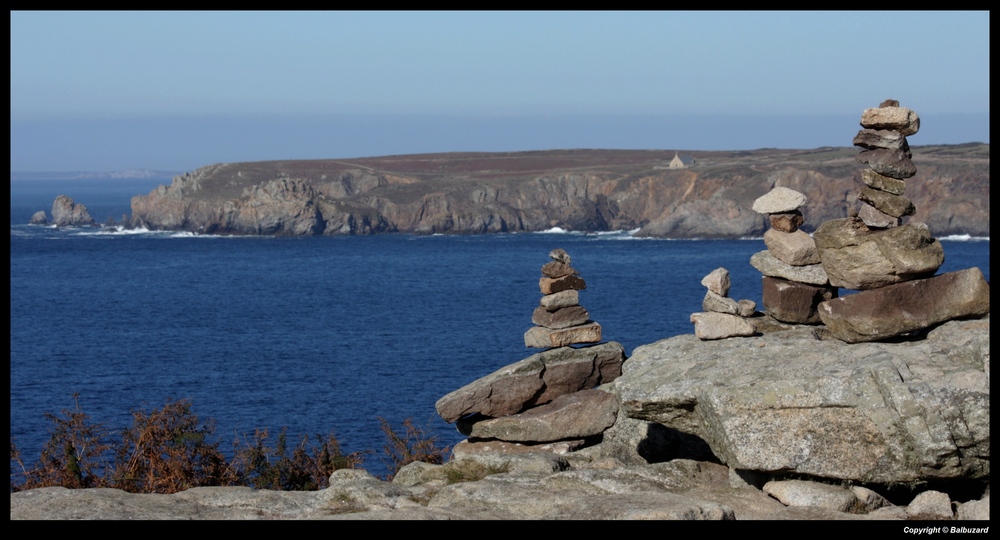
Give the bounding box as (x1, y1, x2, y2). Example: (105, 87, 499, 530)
(748, 186, 838, 327)
(811, 99, 989, 342)
(689, 267, 758, 340)
(435, 249, 625, 457)
(523, 249, 603, 349)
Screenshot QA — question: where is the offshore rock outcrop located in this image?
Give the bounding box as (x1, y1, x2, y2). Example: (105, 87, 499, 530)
(125, 146, 989, 237)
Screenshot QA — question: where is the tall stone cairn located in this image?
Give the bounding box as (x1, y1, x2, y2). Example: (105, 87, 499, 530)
(523, 249, 602, 348)
(811, 100, 989, 342)
(749, 186, 837, 324)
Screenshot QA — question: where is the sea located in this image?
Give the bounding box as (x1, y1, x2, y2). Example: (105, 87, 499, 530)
(9, 178, 990, 478)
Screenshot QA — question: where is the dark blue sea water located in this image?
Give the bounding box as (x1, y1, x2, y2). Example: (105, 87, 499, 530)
(9, 179, 990, 478)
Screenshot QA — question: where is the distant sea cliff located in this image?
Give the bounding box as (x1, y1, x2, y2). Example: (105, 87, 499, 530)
(125, 145, 988, 238)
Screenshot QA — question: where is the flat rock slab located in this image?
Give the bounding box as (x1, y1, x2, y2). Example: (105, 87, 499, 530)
(531, 305, 590, 329)
(435, 341, 625, 423)
(749, 250, 830, 286)
(524, 322, 602, 349)
(752, 187, 807, 214)
(690, 312, 756, 340)
(605, 318, 990, 484)
(460, 389, 619, 442)
(818, 267, 990, 343)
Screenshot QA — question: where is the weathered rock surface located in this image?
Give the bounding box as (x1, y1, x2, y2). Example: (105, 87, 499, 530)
(606, 318, 991, 484)
(855, 149, 917, 179)
(435, 341, 625, 423)
(818, 268, 991, 343)
(539, 275, 586, 295)
(50, 195, 95, 227)
(768, 211, 804, 233)
(459, 389, 618, 442)
(123, 147, 989, 238)
(813, 219, 944, 290)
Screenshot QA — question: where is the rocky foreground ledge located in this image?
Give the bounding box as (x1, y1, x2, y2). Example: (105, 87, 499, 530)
(11, 317, 989, 520)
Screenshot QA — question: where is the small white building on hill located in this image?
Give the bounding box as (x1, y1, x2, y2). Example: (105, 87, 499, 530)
(668, 152, 696, 169)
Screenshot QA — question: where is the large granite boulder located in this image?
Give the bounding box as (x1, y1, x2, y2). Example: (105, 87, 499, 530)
(435, 342, 625, 423)
(818, 268, 990, 343)
(50, 195, 95, 227)
(813, 218, 944, 290)
(605, 318, 990, 484)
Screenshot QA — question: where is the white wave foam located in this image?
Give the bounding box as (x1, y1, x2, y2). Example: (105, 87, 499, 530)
(939, 234, 989, 242)
(535, 227, 584, 235)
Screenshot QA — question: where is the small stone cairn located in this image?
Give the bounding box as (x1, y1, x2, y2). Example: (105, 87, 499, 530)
(689, 267, 758, 340)
(810, 99, 990, 342)
(435, 248, 625, 457)
(523, 249, 603, 349)
(748, 186, 837, 325)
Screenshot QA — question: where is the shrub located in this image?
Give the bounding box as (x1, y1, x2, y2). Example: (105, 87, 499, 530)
(230, 427, 364, 491)
(378, 417, 451, 480)
(112, 398, 236, 494)
(10, 394, 113, 491)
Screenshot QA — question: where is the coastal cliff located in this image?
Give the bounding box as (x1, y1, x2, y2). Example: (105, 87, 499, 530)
(127, 145, 990, 238)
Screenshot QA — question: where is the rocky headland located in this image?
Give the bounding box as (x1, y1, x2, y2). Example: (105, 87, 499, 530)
(109, 143, 989, 238)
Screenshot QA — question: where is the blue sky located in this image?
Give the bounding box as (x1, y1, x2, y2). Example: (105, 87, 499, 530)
(10, 11, 990, 172)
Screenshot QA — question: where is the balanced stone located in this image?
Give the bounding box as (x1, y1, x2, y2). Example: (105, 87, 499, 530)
(702, 291, 740, 315)
(749, 250, 829, 286)
(539, 275, 586, 295)
(752, 187, 807, 214)
(763, 228, 820, 266)
(857, 186, 914, 218)
(689, 312, 756, 340)
(860, 169, 906, 196)
(769, 211, 804, 233)
(541, 261, 578, 278)
(524, 322, 602, 349)
(855, 148, 916, 179)
(813, 219, 943, 290)
(817, 267, 990, 343)
(860, 105, 920, 136)
(549, 249, 571, 264)
(853, 129, 910, 153)
(857, 203, 901, 229)
(700, 267, 731, 297)
(539, 290, 579, 311)
(736, 299, 757, 317)
(531, 305, 589, 329)
(761, 276, 837, 325)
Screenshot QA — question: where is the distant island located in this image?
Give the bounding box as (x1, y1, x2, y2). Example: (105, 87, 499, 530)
(57, 145, 998, 238)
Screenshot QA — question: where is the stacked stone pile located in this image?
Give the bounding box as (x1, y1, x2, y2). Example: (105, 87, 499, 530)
(748, 187, 838, 325)
(434, 248, 625, 456)
(523, 249, 603, 349)
(689, 267, 758, 340)
(810, 100, 989, 342)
